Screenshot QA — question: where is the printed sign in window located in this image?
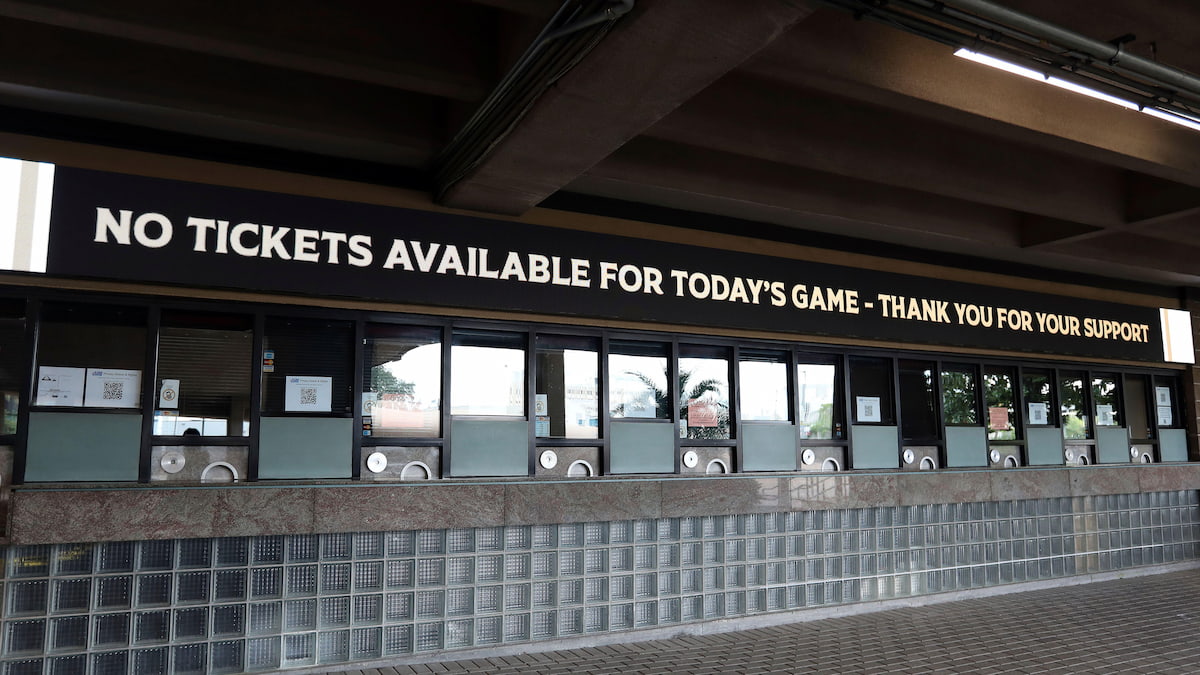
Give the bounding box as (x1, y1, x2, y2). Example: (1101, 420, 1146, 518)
(1028, 402, 1049, 426)
(1095, 404, 1115, 426)
(83, 368, 141, 408)
(36, 366, 85, 406)
(1158, 406, 1174, 427)
(1155, 386, 1172, 407)
(856, 396, 881, 423)
(285, 375, 332, 412)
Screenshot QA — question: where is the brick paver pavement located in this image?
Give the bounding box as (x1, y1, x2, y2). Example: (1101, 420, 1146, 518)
(324, 569, 1200, 674)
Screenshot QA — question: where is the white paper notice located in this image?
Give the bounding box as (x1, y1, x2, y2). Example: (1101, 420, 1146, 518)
(1095, 404, 1114, 427)
(856, 396, 881, 423)
(36, 366, 85, 406)
(1028, 402, 1048, 426)
(159, 379, 180, 409)
(1156, 386, 1172, 407)
(84, 368, 141, 408)
(285, 375, 332, 412)
(1158, 405, 1174, 427)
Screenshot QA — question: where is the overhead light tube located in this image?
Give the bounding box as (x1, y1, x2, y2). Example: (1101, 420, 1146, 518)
(955, 48, 1200, 132)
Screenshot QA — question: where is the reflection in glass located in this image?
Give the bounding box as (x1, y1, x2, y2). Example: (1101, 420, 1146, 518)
(156, 313, 253, 436)
(364, 325, 441, 436)
(451, 331, 524, 416)
(739, 352, 788, 422)
(1091, 375, 1121, 427)
(984, 367, 1017, 440)
(679, 350, 729, 440)
(535, 335, 598, 438)
(941, 364, 978, 425)
(1059, 372, 1089, 440)
(797, 363, 836, 439)
(1022, 369, 1052, 426)
(899, 360, 938, 441)
(609, 342, 668, 420)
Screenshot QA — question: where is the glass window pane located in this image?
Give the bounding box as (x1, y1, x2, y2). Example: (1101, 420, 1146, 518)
(364, 325, 441, 437)
(1123, 375, 1150, 440)
(1059, 371, 1089, 439)
(941, 364, 978, 425)
(1022, 369, 1053, 426)
(899, 360, 938, 441)
(609, 341, 668, 420)
(535, 335, 598, 438)
(1091, 375, 1121, 428)
(849, 357, 893, 425)
(738, 351, 788, 422)
(679, 347, 729, 440)
(36, 303, 146, 409)
(797, 362, 837, 439)
(451, 330, 524, 416)
(261, 317, 353, 416)
(0, 300, 25, 434)
(1152, 376, 1180, 429)
(155, 312, 252, 437)
(984, 366, 1017, 440)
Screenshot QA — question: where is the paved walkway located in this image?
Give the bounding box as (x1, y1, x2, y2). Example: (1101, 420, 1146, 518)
(328, 568, 1200, 674)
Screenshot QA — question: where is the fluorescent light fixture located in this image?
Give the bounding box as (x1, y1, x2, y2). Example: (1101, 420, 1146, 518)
(1142, 107, 1200, 133)
(955, 48, 1200, 133)
(955, 48, 1135, 108)
(954, 48, 1044, 81)
(1045, 76, 1139, 110)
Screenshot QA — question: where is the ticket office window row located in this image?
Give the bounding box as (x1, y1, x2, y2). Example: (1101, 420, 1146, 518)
(844, 356, 1186, 469)
(6, 295, 1191, 482)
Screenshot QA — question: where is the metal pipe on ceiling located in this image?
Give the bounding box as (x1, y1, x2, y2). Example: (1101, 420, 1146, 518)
(944, 0, 1200, 101)
(821, 0, 1200, 116)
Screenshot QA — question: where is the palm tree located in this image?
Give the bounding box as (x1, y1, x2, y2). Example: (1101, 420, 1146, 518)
(622, 368, 729, 439)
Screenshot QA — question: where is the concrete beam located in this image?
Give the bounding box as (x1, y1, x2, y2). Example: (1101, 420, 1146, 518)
(648, 74, 1127, 227)
(437, 0, 819, 215)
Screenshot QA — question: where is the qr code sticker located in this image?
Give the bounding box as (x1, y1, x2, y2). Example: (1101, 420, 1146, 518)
(299, 387, 318, 405)
(864, 404, 875, 417)
(103, 381, 124, 400)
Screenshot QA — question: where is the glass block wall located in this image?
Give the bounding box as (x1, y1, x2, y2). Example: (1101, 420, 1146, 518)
(2, 491, 1198, 674)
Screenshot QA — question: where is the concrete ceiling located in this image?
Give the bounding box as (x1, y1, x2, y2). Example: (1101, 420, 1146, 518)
(2, 0, 1199, 290)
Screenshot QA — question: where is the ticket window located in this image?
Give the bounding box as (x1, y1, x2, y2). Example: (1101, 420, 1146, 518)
(363, 324, 442, 438)
(154, 312, 253, 438)
(739, 350, 797, 472)
(448, 329, 528, 477)
(27, 303, 148, 481)
(1022, 368, 1062, 466)
(942, 363, 987, 468)
(609, 340, 674, 474)
(1151, 377, 1188, 462)
(258, 317, 354, 479)
(534, 335, 599, 440)
(848, 356, 897, 469)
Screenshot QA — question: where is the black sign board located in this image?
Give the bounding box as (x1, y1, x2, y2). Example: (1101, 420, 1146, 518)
(45, 166, 1167, 362)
